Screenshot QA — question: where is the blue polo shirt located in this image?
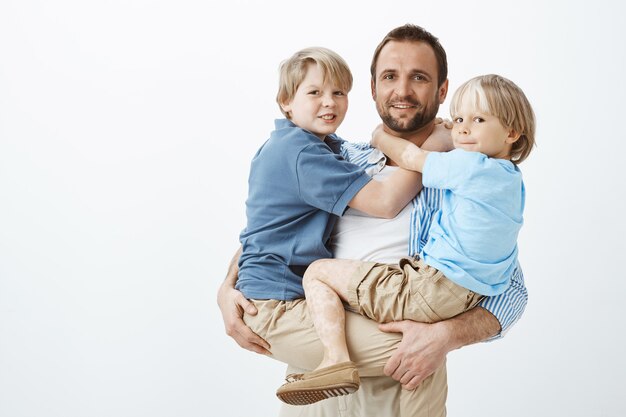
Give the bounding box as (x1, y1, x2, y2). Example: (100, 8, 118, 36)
(236, 119, 371, 300)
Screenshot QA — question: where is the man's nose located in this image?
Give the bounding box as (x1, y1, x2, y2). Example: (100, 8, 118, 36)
(395, 78, 411, 96)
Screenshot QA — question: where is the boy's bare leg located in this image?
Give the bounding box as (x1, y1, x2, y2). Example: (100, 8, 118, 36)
(302, 258, 365, 370)
(276, 259, 368, 405)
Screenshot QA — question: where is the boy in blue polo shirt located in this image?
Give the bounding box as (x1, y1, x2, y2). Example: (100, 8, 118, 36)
(236, 46, 422, 399)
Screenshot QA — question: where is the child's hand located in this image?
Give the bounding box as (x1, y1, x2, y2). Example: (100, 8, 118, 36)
(423, 123, 454, 152)
(434, 117, 453, 129)
(371, 124, 386, 148)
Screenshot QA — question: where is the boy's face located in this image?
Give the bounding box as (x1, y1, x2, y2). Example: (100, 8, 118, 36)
(371, 40, 447, 134)
(451, 102, 519, 159)
(281, 63, 348, 140)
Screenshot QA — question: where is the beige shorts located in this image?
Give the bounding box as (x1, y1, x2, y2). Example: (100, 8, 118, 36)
(244, 298, 447, 417)
(347, 257, 483, 324)
(243, 298, 400, 376)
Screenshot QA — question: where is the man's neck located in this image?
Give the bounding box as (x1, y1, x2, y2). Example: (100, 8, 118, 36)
(384, 122, 435, 167)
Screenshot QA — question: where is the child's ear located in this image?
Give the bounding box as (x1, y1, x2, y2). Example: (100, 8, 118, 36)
(506, 130, 522, 144)
(280, 100, 292, 117)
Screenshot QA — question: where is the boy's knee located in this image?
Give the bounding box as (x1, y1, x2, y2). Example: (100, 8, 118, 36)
(303, 259, 331, 285)
(307, 258, 332, 276)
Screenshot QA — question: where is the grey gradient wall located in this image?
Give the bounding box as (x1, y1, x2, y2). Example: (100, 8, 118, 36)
(1, 0, 625, 416)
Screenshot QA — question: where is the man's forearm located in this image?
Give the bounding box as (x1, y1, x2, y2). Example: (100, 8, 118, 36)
(478, 265, 528, 337)
(441, 306, 501, 352)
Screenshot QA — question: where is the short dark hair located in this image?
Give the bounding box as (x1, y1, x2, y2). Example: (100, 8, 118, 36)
(370, 24, 448, 87)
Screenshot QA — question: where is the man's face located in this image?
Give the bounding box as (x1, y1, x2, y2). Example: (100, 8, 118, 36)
(371, 41, 448, 134)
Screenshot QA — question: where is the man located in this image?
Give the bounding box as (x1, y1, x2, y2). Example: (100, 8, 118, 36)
(217, 24, 527, 416)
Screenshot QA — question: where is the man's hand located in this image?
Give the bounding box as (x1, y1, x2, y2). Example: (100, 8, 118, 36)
(217, 282, 271, 355)
(379, 320, 451, 390)
(379, 307, 501, 390)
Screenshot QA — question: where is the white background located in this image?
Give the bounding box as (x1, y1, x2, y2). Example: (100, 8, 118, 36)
(1, 0, 625, 416)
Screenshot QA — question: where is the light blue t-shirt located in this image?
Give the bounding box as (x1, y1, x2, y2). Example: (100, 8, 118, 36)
(421, 149, 525, 296)
(236, 119, 372, 300)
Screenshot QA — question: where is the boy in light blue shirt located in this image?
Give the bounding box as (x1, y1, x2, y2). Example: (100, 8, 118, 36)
(276, 74, 536, 405)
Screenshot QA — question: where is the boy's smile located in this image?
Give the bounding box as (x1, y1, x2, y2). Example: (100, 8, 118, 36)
(281, 63, 348, 140)
(451, 104, 519, 159)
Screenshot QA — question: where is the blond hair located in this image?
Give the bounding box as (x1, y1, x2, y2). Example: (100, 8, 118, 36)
(450, 74, 536, 164)
(276, 47, 353, 118)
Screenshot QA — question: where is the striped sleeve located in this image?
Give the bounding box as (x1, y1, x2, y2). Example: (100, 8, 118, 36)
(340, 141, 386, 175)
(411, 187, 443, 256)
(479, 261, 528, 340)
(340, 141, 372, 165)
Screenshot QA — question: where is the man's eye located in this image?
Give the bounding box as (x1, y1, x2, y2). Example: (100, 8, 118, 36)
(413, 75, 424, 81)
(383, 74, 394, 80)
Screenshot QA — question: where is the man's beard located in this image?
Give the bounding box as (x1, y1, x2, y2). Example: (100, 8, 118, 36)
(378, 100, 439, 133)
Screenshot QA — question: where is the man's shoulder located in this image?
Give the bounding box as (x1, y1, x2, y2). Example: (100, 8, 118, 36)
(339, 141, 387, 175)
(339, 140, 373, 154)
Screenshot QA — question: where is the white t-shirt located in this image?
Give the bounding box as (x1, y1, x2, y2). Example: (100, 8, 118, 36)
(330, 166, 411, 264)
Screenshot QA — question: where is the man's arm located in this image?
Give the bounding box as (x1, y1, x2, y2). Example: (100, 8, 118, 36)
(379, 307, 499, 389)
(380, 265, 528, 390)
(216, 246, 271, 355)
(476, 263, 528, 337)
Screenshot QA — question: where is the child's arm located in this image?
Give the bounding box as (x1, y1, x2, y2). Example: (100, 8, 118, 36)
(371, 125, 430, 173)
(348, 167, 421, 219)
(349, 123, 452, 218)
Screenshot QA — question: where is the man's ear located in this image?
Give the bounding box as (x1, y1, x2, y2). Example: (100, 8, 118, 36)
(371, 79, 377, 101)
(506, 130, 522, 144)
(438, 79, 449, 103)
